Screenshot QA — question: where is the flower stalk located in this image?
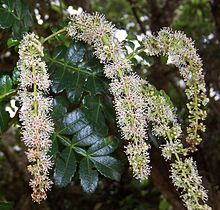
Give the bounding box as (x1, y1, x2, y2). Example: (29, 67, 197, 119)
(67, 12, 151, 180)
(142, 82, 210, 209)
(18, 33, 54, 203)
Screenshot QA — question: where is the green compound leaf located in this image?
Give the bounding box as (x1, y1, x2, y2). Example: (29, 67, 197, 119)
(88, 137, 122, 181)
(48, 41, 108, 100)
(48, 44, 88, 94)
(49, 41, 123, 191)
(54, 146, 77, 187)
(79, 157, 98, 193)
(90, 156, 122, 181)
(53, 108, 104, 147)
(15, 0, 33, 27)
(52, 108, 122, 190)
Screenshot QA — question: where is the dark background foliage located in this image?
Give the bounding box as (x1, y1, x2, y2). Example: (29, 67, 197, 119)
(0, 0, 220, 209)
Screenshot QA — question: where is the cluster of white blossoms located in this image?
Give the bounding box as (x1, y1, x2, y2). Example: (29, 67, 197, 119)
(143, 28, 208, 151)
(67, 12, 210, 209)
(67, 12, 151, 180)
(142, 26, 211, 207)
(67, 12, 123, 63)
(14, 10, 211, 209)
(18, 33, 54, 203)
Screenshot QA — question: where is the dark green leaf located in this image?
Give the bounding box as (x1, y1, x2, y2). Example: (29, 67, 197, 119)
(12, 20, 28, 40)
(53, 96, 69, 120)
(87, 137, 118, 156)
(66, 41, 86, 64)
(56, 134, 71, 147)
(15, 0, 33, 26)
(79, 157, 98, 193)
(60, 110, 85, 135)
(0, 0, 16, 28)
(73, 146, 87, 156)
(52, 45, 67, 59)
(48, 56, 87, 94)
(49, 135, 59, 157)
(0, 8, 15, 28)
(82, 95, 108, 136)
(54, 146, 77, 187)
(101, 95, 116, 123)
(0, 75, 13, 96)
(0, 0, 32, 35)
(59, 109, 102, 146)
(131, 57, 138, 65)
(67, 88, 84, 104)
(48, 42, 107, 98)
(12, 68, 20, 85)
(91, 156, 122, 181)
(15, 0, 23, 18)
(85, 74, 108, 95)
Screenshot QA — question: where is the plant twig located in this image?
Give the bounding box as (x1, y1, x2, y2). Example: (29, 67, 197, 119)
(127, 0, 146, 34)
(43, 28, 66, 43)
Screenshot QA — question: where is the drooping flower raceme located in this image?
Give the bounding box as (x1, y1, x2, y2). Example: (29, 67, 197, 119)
(142, 82, 210, 209)
(141, 30, 210, 208)
(18, 33, 54, 203)
(170, 158, 210, 210)
(143, 28, 208, 151)
(67, 12, 210, 209)
(67, 12, 151, 180)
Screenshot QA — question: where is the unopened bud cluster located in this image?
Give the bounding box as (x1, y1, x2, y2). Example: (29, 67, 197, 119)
(67, 12, 151, 180)
(18, 33, 54, 203)
(143, 28, 208, 150)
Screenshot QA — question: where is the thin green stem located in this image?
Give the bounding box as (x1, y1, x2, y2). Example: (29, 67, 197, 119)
(46, 56, 93, 75)
(166, 132, 180, 161)
(56, 134, 71, 146)
(33, 83, 38, 115)
(193, 95, 199, 138)
(43, 28, 66, 43)
(126, 48, 145, 60)
(0, 89, 17, 101)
